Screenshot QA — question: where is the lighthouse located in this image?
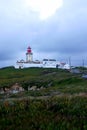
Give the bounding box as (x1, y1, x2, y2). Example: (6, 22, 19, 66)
(26, 46, 33, 62)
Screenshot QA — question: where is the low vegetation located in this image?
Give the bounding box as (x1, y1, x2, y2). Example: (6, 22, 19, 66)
(0, 66, 87, 129)
(0, 96, 87, 130)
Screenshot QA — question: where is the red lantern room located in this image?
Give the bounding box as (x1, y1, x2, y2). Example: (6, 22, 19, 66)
(27, 46, 32, 53)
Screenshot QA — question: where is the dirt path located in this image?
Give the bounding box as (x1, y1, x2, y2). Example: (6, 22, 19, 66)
(0, 92, 87, 102)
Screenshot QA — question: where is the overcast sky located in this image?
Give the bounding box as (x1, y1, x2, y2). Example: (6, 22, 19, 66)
(0, 0, 87, 67)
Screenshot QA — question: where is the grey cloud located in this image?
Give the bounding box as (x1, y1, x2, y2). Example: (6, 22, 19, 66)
(0, 0, 87, 67)
(32, 0, 87, 55)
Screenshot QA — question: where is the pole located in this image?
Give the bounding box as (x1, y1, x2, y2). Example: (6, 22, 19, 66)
(82, 59, 85, 74)
(69, 57, 71, 70)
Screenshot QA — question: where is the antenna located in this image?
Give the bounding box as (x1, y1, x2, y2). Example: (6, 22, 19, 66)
(69, 57, 71, 70)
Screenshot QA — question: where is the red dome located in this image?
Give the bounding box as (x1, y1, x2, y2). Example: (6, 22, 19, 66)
(27, 46, 32, 53)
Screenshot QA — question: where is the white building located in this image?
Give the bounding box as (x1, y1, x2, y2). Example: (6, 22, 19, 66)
(15, 46, 70, 69)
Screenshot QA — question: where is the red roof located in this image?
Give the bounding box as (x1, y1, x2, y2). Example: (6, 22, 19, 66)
(27, 46, 32, 53)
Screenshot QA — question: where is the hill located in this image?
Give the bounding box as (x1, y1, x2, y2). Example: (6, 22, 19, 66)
(0, 67, 87, 130)
(0, 66, 87, 96)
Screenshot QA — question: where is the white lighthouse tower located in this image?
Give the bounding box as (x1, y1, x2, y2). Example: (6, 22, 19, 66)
(26, 46, 33, 62)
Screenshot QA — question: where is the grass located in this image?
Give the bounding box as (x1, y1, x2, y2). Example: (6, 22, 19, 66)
(0, 67, 87, 129)
(0, 66, 87, 96)
(0, 96, 87, 130)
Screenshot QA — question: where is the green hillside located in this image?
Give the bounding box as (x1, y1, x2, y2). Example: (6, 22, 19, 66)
(0, 67, 87, 130)
(0, 66, 87, 95)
